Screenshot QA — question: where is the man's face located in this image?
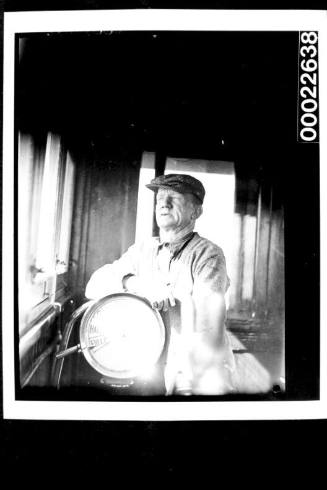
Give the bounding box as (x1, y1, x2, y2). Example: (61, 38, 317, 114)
(155, 188, 197, 232)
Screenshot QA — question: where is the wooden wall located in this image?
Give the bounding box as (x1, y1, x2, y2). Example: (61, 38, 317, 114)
(68, 151, 141, 304)
(229, 173, 285, 320)
(227, 167, 285, 387)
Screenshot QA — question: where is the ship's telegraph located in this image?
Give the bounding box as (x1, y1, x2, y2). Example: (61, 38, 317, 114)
(56, 293, 167, 387)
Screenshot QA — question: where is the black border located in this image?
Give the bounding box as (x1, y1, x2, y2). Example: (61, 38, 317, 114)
(1, 4, 326, 475)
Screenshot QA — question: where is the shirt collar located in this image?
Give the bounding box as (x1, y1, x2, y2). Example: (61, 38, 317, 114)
(157, 230, 196, 256)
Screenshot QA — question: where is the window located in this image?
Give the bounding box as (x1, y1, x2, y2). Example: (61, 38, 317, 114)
(135, 152, 156, 243)
(55, 151, 75, 274)
(18, 132, 76, 332)
(165, 156, 235, 267)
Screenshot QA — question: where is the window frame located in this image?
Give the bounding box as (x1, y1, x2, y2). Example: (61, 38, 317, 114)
(18, 132, 76, 332)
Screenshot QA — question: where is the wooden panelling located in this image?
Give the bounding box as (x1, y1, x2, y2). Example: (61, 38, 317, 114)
(69, 155, 141, 301)
(230, 174, 285, 319)
(227, 170, 285, 386)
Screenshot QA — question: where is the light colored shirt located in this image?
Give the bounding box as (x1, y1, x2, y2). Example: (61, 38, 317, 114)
(85, 232, 235, 394)
(86, 232, 230, 303)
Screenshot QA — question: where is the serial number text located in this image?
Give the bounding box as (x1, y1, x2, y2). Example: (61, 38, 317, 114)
(298, 31, 319, 142)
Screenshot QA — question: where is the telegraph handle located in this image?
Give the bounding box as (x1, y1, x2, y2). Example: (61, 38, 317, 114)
(56, 344, 82, 359)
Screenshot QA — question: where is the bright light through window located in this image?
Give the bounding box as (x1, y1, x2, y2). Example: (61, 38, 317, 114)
(57, 152, 75, 273)
(18, 131, 76, 331)
(165, 157, 235, 274)
(135, 153, 236, 307)
(35, 133, 61, 273)
(135, 152, 156, 244)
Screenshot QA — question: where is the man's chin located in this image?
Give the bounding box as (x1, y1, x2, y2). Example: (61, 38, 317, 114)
(157, 217, 175, 228)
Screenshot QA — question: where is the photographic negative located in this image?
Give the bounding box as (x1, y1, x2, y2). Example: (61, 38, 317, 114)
(2, 9, 327, 420)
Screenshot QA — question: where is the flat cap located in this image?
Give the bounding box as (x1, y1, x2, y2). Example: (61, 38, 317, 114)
(146, 173, 205, 203)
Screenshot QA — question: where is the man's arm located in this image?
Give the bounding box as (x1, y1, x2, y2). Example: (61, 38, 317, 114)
(182, 249, 234, 395)
(85, 243, 139, 299)
(189, 289, 234, 394)
(86, 242, 176, 311)
(123, 274, 176, 311)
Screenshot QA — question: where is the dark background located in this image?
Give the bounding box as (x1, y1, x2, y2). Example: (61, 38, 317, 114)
(1, 0, 325, 478)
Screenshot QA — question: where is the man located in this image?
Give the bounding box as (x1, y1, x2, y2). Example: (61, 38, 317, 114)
(85, 173, 235, 395)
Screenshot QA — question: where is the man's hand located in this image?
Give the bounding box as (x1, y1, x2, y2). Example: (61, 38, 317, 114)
(177, 289, 235, 395)
(189, 333, 235, 395)
(123, 275, 176, 311)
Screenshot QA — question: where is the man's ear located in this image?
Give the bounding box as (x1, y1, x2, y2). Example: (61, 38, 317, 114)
(194, 205, 203, 219)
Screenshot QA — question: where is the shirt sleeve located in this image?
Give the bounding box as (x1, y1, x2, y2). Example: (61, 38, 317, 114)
(192, 244, 230, 297)
(85, 243, 140, 299)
